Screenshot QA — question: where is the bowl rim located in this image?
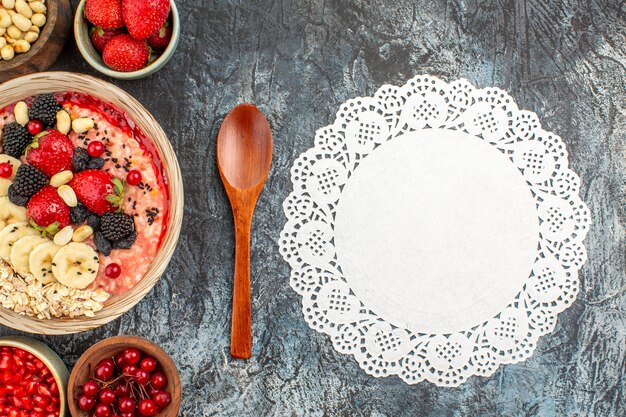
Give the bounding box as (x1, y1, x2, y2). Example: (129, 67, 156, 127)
(67, 335, 181, 417)
(74, 0, 181, 80)
(0, 72, 184, 334)
(0, 336, 69, 415)
(0, 0, 66, 72)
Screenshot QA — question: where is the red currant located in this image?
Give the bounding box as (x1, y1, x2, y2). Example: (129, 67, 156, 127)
(26, 120, 43, 135)
(94, 403, 111, 417)
(113, 383, 129, 398)
(122, 365, 137, 376)
(133, 369, 150, 386)
(87, 141, 105, 157)
(122, 348, 141, 366)
(82, 380, 99, 397)
(118, 397, 135, 413)
(105, 263, 121, 279)
(139, 357, 157, 373)
(114, 353, 126, 367)
(94, 364, 114, 381)
(99, 388, 115, 405)
(98, 359, 115, 369)
(125, 170, 142, 186)
(120, 413, 135, 417)
(149, 372, 167, 389)
(0, 162, 12, 179)
(138, 399, 157, 416)
(152, 391, 171, 408)
(77, 395, 95, 411)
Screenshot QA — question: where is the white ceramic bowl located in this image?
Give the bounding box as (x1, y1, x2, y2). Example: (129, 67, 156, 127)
(73, 0, 180, 80)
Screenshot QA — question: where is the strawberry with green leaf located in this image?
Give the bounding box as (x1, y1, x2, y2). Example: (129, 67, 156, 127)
(69, 170, 124, 215)
(26, 130, 75, 177)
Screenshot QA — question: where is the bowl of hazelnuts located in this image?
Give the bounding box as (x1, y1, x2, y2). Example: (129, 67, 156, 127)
(0, 0, 72, 82)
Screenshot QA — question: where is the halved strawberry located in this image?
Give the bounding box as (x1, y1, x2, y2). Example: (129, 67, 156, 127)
(69, 170, 124, 215)
(122, 0, 170, 39)
(85, 0, 124, 29)
(90, 26, 125, 53)
(27, 186, 71, 232)
(26, 130, 75, 177)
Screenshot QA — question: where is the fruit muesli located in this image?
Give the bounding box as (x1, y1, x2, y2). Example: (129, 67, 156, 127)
(0, 92, 168, 319)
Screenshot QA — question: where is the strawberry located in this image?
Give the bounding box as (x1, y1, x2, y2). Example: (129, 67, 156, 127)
(146, 21, 171, 50)
(90, 26, 125, 53)
(84, 0, 124, 29)
(27, 186, 71, 231)
(122, 0, 170, 40)
(102, 35, 150, 72)
(26, 130, 75, 177)
(69, 170, 124, 215)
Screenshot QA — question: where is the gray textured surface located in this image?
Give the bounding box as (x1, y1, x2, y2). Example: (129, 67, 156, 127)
(1, 0, 625, 416)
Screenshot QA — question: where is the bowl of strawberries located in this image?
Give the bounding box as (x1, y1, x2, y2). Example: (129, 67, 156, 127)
(74, 0, 180, 79)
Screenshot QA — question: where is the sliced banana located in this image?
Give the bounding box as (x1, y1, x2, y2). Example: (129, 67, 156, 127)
(51, 242, 99, 289)
(0, 154, 21, 197)
(29, 241, 62, 284)
(0, 222, 38, 262)
(10, 235, 48, 277)
(0, 196, 27, 230)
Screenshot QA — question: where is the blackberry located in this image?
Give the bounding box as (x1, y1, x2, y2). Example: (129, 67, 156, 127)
(29, 94, 61, 127)
(8, 186, 30, 207)
(112, 232, 137, 249)
(11, 165, 47, 198)
(87, 157, 104, 170)
(86, 213, 101, 230)
(2, 123, 31, 158)
(70, 204, 89, 225)
(72, 147, 90, 172)
(101, 212, 134, 242)
(93, 231, 111, 256)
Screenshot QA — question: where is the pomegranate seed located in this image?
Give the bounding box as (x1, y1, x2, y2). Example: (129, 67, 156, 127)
(0, 162, 12, 179)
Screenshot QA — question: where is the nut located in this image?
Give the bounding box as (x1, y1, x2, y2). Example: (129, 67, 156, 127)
(23, 29, 36, 42)
(28, 1, 45, 14)
(13, 39, 29, 53)
(0, 37, 5, 48)
(13, 101, 28, 126)
(0, 27, 5, 37)
(6, 23, 20, 38)
(4, 35, 17, 45)
(28, 24, 38, 33)
(71, 117, 94, 134)
(0, 9, 11, 28)
(30, 12, 44, 27)
(56, 110, 70, 134)
(14, 0, 31, 18)
(11, 13, 30, 31)
(53, 226, 74, 246)
(57, 185, 77, 207)
(72, 226, 93, 243)
(49, 170, 73, 188)
(0, 44, 13, 60)
(1, 0, 15, 10)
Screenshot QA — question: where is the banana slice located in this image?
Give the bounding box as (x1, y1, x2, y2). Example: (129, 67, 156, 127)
(10, 235, 48, 277)
(29, 241, 62, 284)
(0, 196, 27, 230)
(51, 242, 99, 289)
(0, 222, 38, 262)
(0, 154, 21, 197)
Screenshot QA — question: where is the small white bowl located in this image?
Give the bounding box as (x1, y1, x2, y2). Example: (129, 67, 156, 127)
(74, 0, 180, 80)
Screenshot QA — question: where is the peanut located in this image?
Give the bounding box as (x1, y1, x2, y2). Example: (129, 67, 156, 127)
(57, 185, 78, 207)
(53, 226, 74, 246)
(1, 0, 14, 10)
(13, 101, 28, 125)
(0, 44, 13, 60)
(23, 29, 36, 42)
(0, 9, 10, 28)
(6, 23, 20, 38)
(71, 117, 94, 134)
(49, 170, 73, 188)
(29, 24, 38, 33)
(56, 110, 71, 134)
(11, 12, 29, 31)
(30, 12, 43, 27)
(72, 226, 94, 243)
(13, 38, 29, 52)
(28, 0, 44, 14)
(14, 0, 30, 18)
(0, 36, 5, 48)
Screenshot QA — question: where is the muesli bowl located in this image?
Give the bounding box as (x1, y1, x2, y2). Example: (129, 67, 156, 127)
(0, 72, 183, 334)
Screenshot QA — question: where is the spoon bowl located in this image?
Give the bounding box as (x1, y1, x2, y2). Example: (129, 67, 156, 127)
(217, 104, 273, 359)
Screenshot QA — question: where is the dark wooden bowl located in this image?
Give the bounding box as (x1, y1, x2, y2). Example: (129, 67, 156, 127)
(0, 0, 72, 82)
(68, 336, 181, 417)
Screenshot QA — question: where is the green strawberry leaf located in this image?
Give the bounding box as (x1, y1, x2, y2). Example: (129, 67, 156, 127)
(29, 220, 60, 238)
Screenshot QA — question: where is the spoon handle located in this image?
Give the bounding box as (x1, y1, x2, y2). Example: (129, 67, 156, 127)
(231, 209, 253, 359)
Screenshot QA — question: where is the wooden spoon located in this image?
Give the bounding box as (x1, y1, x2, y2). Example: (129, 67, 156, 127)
(217, 104, 273, 359)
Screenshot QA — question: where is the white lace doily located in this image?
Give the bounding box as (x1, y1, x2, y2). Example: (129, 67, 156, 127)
(279, 75, 590, 386)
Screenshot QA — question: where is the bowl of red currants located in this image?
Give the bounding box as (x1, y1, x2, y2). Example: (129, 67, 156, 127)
(68, 336, 180, 417)
(0, 336, 69, 417)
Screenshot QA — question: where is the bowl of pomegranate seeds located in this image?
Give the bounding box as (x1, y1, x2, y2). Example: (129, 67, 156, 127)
(73, 0, 180, 80)
(0, 336, 69, 417)
(68, 336, 180, 417)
